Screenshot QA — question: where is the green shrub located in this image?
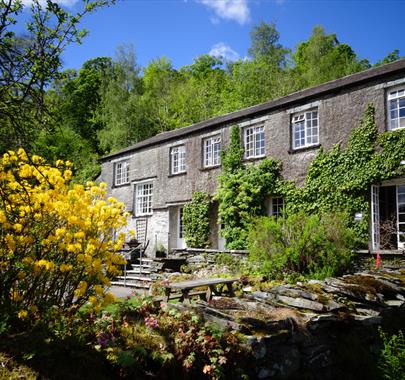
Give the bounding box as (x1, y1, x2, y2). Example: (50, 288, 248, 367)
(247, 212, 355, 280)
(379, 328, 405, 380)
(183, 191, 211, 248)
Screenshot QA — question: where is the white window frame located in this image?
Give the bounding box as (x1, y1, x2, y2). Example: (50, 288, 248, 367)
(292, 109, 319, 150)
(387, 87, 405, 131)
(135, 181, 153, 216)
(114, 160, 129, 186)
(170, 145, 186, 175)
(243, 124, 265, 159)
(269, 197, 284, 217)
(203, 135, 221, 167)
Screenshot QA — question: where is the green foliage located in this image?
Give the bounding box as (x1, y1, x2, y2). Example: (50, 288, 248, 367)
(379, 328, 405, 380)
(59, 57, 113, 151)
(216, 126, 283, 249)
(183, 191, 211, 248)
(0, 0, 112, 153)
(221, 126, 244, 174)
(293, 26, 370, 88)
(248, 21, 289, 68)
(89, 296, 252, 379)
(248, 212, 355, 280)
(375, 49, 403, 66)
(291, 104, 405, 245)
(217, 104, 405, 253)
(33, 126, 100, 182)
(8, 18, 398, 181)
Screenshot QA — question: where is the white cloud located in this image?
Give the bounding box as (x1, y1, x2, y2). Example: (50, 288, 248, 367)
(209, 42, 240, 61)
(197, 0, 250, 25)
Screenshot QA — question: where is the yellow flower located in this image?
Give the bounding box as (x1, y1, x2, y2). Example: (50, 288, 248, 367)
(94, 285, 103, 295)
(102, 292, 116, 306)
(18, 310, 28, 319)
(74, 281, 88, 297)
(35, 259, 55, 271)
(60, 264, 73, 273)
(13, 223, 23, 233)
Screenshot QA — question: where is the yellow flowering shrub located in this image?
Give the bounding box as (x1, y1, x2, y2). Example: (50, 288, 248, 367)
(0, 150, 127, 319)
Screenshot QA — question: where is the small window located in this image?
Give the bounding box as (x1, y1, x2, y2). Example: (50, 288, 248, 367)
(203, 135, 221, 167)
(135, 182, 153, 216)
(170, 145, 186, 175)
(244, 124, 265, 159)
(387, 88, 405, 130)
(292, 110, 319, 150)
(114, 160, 129, 186)
(269, 197, 284, 217)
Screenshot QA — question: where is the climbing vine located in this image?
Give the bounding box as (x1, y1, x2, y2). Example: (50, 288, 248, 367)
(183, 191, 211, 248)
(215, 105, 405, 250)
(289, 104, 405, 244)
(215, 126, 284, 249)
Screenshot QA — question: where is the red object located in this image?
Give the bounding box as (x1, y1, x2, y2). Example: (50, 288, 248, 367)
(376, 252, 381, 269)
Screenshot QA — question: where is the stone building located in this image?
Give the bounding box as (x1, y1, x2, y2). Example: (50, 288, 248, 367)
(99, 59, 405, 256)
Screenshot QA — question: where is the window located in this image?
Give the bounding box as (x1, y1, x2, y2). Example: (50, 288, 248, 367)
(203, 135, 221, 167)
(114, 160, 129, 186)
(387, 87, 405, 130)
(170, 145, 186, 174)
(269, 197, 284, 217)
(292, 110, 319, 149)
(244, 125, 265, 158)
(135, 182, 153, 216)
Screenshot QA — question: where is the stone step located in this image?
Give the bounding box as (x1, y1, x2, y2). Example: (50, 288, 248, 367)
(129, 264, 153, 270)
(136, 258, 154, 262)
(111, 280, 151, 289)
(116, 275, 153, 282)
(126, 269, 152, 275)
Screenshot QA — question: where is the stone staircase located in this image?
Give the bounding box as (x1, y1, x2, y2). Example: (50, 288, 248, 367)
(111, 258, 157, 289)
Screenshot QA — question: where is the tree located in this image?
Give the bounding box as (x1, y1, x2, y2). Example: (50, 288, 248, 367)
(140, 57, 180, 133)
(248, 21, 289, 68)
(60, 57, 113, 151)
(293, 26, 370, 87)
(96, 45, 145, 153)
(375, 49, 403, 66)
(0, 0, 112, 152)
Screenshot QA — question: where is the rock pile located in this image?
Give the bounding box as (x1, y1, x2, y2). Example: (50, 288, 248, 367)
(174, 269, 405, 380)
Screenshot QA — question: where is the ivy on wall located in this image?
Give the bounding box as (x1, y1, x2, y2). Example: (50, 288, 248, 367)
(183, 191, 211, 248)
(289, 104, 405, 244)
(184, 104, 405, 250)
(215, 126, 284, 249)
(216, 104, 405, 250)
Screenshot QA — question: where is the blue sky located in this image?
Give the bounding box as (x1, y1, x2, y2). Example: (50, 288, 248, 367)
(58, 0, 405, 70)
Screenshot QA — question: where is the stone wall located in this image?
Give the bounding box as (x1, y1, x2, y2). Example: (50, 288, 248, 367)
(169, 269, 405, 380)
(99, 71, 405, 253)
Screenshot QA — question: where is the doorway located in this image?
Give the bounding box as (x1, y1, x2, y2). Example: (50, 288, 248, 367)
(371, 184, 405, 250)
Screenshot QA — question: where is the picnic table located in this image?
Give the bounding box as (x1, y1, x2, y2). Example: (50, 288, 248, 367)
(163, 277, 238, 303)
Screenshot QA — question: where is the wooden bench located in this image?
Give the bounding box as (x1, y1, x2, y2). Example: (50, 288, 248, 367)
(163, 277, 238, 303)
